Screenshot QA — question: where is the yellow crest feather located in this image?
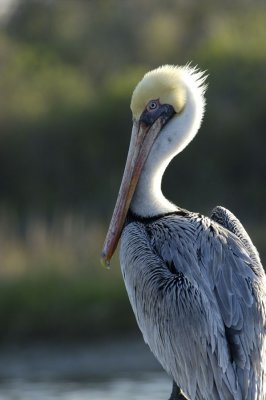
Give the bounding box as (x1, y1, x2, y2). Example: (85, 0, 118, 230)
(130, 65, 186, 119)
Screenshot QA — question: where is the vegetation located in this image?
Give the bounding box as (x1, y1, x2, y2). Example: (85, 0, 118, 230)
(0, 0, 265, 342)
(0, 213, 136, 342)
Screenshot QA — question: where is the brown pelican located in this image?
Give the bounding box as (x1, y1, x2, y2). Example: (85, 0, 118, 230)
(101, 65, 266, 399)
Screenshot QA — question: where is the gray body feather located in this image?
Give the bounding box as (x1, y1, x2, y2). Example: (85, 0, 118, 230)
(120, 208, 266, 400)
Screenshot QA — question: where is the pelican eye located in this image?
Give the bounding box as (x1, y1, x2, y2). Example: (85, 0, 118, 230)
(147, 99, 160, 112)
(140, 101, 175, 127)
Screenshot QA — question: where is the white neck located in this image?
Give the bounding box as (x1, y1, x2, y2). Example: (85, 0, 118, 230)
(130, 68, 206, 217)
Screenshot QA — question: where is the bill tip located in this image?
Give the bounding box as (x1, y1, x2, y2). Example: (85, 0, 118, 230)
(100, 253, 111, 269)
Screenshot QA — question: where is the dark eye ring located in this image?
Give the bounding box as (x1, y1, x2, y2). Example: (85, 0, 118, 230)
(147, 99, 159, 112)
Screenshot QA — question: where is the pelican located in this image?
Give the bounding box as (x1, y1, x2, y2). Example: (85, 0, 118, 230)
(101, 65, 266, 399)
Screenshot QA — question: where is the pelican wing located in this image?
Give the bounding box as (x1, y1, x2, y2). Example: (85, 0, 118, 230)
(211, 205, 262, 270)
(120, 213, 266, 400)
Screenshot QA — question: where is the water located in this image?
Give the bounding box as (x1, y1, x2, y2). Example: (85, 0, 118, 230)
(0, 339, 172, 400)
(0, 374, 171, 399)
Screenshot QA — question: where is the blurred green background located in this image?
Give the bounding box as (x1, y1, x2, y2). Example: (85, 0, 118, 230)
(0, 0, 265, 344)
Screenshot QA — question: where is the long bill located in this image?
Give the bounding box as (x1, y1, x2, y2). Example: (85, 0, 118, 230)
(101, 118, 163, 266)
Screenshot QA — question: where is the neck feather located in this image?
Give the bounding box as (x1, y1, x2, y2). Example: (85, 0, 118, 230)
(130, 68, 205, 217)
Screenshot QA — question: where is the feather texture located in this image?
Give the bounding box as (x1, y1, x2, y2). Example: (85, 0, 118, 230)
(120, 211, 266, 400)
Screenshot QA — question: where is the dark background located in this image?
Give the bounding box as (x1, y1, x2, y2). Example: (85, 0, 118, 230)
(0, 0, 265, 343)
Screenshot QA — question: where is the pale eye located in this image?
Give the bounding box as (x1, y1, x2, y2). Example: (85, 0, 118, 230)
(147, 99, 159, 112)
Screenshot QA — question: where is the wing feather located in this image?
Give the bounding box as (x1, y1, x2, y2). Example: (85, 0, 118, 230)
(120, 213, 266, 399)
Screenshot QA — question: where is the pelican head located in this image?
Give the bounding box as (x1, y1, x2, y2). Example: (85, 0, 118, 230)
(130, 66, 186, 120)
(102, 64, 207, 265)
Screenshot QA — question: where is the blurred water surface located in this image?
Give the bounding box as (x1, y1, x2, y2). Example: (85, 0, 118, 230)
(0, 373, 171, 400)
(0, 338, 171, 400)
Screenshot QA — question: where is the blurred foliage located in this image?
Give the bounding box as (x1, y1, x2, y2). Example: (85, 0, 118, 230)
(0, 213, 136, 342)
(0, 0, 264, 220)
(0, 0, 265, 341)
